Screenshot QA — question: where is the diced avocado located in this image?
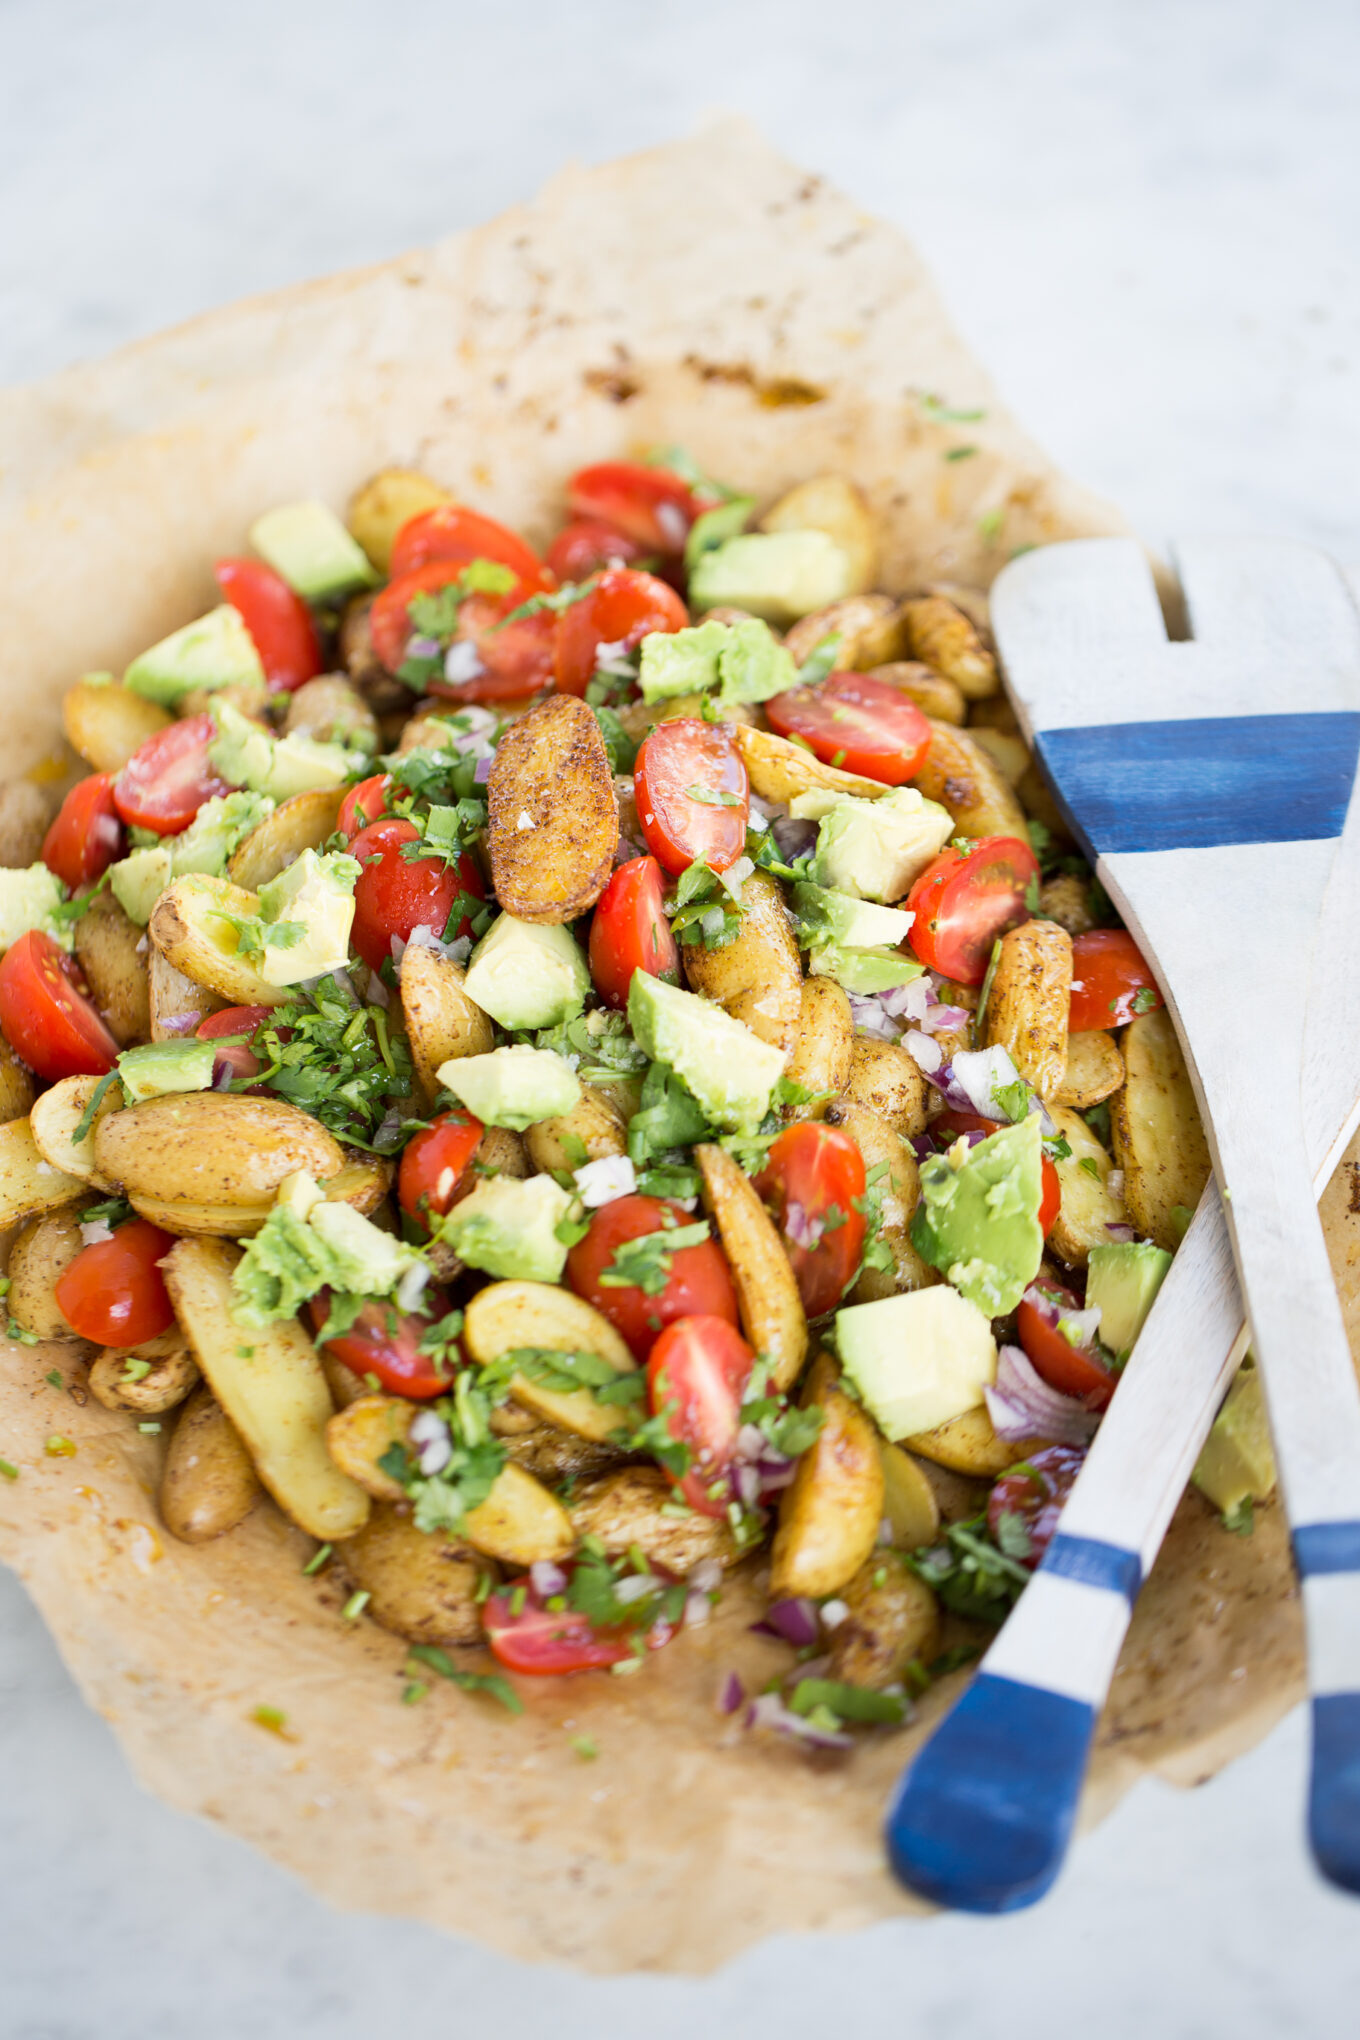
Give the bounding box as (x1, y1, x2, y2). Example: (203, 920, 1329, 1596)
(792, 881, 915, 952)
(124, 605, 265, 706)
(837, 1287, 998, 1439)
(715, 618, 798, 706)
(231, 1191, 418, 1327)
(1193, 1366, 1277, 1515)
(809, 788, 954, 903)
(275, 1169, 326, 1221)
(436, 1045, 581, 1130)
(170, 790, 274, 878)
(209, 702, 353, 801)
(1086, 1239, 1173, 1360)
(627, 973, 784, 1132)
(249, 501, 378, 603)
(252, 849, 360, 986)
(638, 621, 730, 703)
(806, 944, 924, 996)
(109, 847, 175, 927)
(683, 494, 754, 574)
(440, 1172, 575, 1283)
(687, 530, 854, 625)
(637, 617, 795, 708)
(462, 914, 590, 1031)
(911, 1115, 1045, 1316)
(116, 1038, 218, 1103)
(306, 1200, 416, 1296)
(0, 863, 70, 954)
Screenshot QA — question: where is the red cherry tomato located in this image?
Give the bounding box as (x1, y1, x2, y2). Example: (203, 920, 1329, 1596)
(349, 817, 484, 974)
(398, 1111, 485, 1232)
(309, 1287, 456, 1400)
(566, 462, 710, 554)
(930, 1108, 1061, 1235)
(54, 1218, 176, 1346)
(1038, 1153, 1061, 1236)
(369, 563, 555, 702)
(546, 519, 650, 583)
(566, 1194, 740, 1362)
(987, 1444, 1087, 1568)
(552, 568, 688, 698)
(42, 773, 123, 890)
(112, 714, 231, 836)
(0, 931, 118, 1080)
(337, 773, 392, 842)
(765, 672, 932, 785)
(1017, 1282, 1114, 1409)
(1069, 929, 1163, 1032)
(389, 504, 546, 587)
(483, 1574, 676, 1675)
(633, 719, 749, 875)
(753, 1123, 867, 1317)
(196, 1004, 273, 1083)
(646, 1314, 754, 1515)
(214, 557, 321, 692)
(905, 836, 1040, 985)
(587, 856, 680, 1010)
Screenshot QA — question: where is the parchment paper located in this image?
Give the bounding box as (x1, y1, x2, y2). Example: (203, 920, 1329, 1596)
(0, 120, 1352, 1973)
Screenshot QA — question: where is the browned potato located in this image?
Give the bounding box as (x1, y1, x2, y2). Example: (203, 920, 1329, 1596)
(907, 1402, 1048, 1476)
(568, 1466, 740, 1572)
(337, 1504, 490, 1647)
(62, 678, 172, 773)
(462, 1279, 637, 1443)
(30, 1073, 121, 1189)
(160, 1384, 263, 1544)
(680, 869, 801, 1059)
(524, 1085, 628, 1177)
(844, 1037, 930, 1137)
(734, 723, 886, 805)
(769, 1353, 885, 1598)
(0, 1117, 85, 1227)
(879, 1440, 941, 1548)
(968, 691, 1020, 736)
(695, 1143, 807, 1391)
(0, 1037, 35, 1124)
(1111, 1007, 1211, 1252)
(828, 1101, 937, 1301)
(73, 891, 151, 1047)
(983, 920, 1072, 1100)
(900, 594, 998, 699)
(504, 1425, 630, 1484)
(486, 695, 617, 923)
(462, 1461, 574, 1566)
(227, 788, 345, 890)
(96, 1094, 345, 1236)
(1039, 872, 1098, 935)
(783, 977, 854, 1115)
(149, 948, 222, 1040)
(6, 1208, 88, 1340)
(325, 1394, 413, 1500)
(912, 720, 1027, 839)
(178, 679, 270, 725)
(826, 1555, 941, 1689)
(454, 1125, 529, 1193)
(149, 875, 295, 1006)
(968, 727, 1031, 786)
(321, 1351, 368, 1411)
(400, 943, 494, 1104)
(1054, 1030, 1124, 1110)
(347, 468, 449, 573)
(0, 781, 51, 866)
(1047, 1105, 1129, 1266)
(283, 675, 378, 751)
(866, 661, 966, 725)
(782, 594, 906, 670)
(759, 474, 878, 594)
(88, 1332, 200, 1415)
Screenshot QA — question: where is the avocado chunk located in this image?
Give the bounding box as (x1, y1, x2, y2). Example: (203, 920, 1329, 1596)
(806, 944, 925, 996)
(440, 1172, 575, 1283)
(251, 849, 360, 986)
(793, 882, 916, 952)
(249, 501, 378, 604)
(1086, 1239, 1173, 1360)
(808, 788, 954, 903)
(116, 1037, 218, 1103)
(911, 1115, 1045, 1316)
(462, 914, 590, 1031)
(436, 1045, 581, 1130)
(124, 605, 266, 707)
(837, 1287, 999, 1439)
(687, 530, 854, 625)
(231, 1181, 420, 1326)
(1193, 1366, 1277, 1515)
(638, 621, 730, 703)
(0, 863, 71, 954)
(108, 790, 274, 926)
(208, 702, 354, 801)
(637, 617, 795, 707)
(627, 973, 785, 1132)
(305, 1200, 416, 1295)
(109, 847, 175, 928)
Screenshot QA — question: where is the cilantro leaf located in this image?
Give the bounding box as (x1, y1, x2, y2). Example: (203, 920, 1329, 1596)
(405, 1643, 523, 1714)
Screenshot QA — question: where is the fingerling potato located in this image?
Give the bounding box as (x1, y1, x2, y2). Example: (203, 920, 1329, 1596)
(0, 1036, 35, 1123)
(400, 942, 494, 1104)
(826, 1554, 941, 1690)
(347, 468, 450, 574)
(149, 875, 294, 1006)
(72, 890, 151, 1047)
(227, 788, 345, 890)
(843, 1037, 930, 1137)
(462, 1461, 574, 1567)
(865, 662, 966, 725)
(30, 1073, 121, 1189)
(782, 594, 906, 670)
(0, 1117, 86, 1228)
(967, 727, 1031, 787)
(680, 869, 802, 1059)
(283, 677, 377, 752)
(463, 1278, 638, 1442)
(89, 1333, 200, 1415)
(759, 474, 878, 595)
(900, 594, 998, 699)
(95, 1093, 345, 1235)
(827, 1101, 937, 1301)
(159, 1383, 263, 1544)
(907, 1402, 1049, 1476)
(337, 1503, 490, 1647)
(879, 1440, 941, 1549)
(524, 1085, 628, 1177)
(487, 695, 617, 924)
(695, 1143, 807, 1391)
(733, 723, 886, 805)
(325, 1393, 414, 1499)
(1046, 1104, 1129, 1266)
(1053, 1029, 1124, 1110)
(6, 1208, 89, 1340)
(1039, 872, 1098, 935)
(783, 976, 854, 1115)
(911, 720, 1027, 840)
(1111, 1006, 1211, 1252)
(982, 919, 1072, 1101)
(62, 678, 172, 773)
(769, 1353, 884, 1598)
(149, 948, 222, 1039)
(568, 1466, 740, 1572)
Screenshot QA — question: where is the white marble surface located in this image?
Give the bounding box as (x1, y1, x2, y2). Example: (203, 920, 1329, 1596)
(3, 1, 1359, 2033)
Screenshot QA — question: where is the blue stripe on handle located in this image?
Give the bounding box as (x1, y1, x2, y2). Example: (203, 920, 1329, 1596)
(1042, 1533, 1143, 1601)
(1293, 1521, 1360, 1577)
(1033, 712, 1360, 856)
(885, 1674, 1096, 1912)
(1310, 1694, 1360, 1894)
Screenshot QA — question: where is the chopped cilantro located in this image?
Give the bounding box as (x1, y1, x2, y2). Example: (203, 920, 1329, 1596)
(905, 1516, 1030, 1625)
(1130, 985, 1160, 1015)
(0, 1459, 17, 1481)
(666, 857, 747, 950)
(789, 1678, 908, 1726)
(342, 1589, 371, 1622)
(1078, 1156, 1102, 1182)
(72, 1069, 122, 1145)
(303, 1543, 333, 1576)
(569, 1733, 599, 1761)
(600, 1220, 710, 1295)
(796, 633, 843, 686)
(245, 981, 414, 1148)
(406, 1643, 524, 1714)
(1082, 1100, 1113, 1148)
(1221, 1495, 1255, 1537)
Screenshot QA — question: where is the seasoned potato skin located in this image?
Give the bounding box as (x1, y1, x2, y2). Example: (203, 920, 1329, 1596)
(783, 977, 854, 1116)
(400, 943, 494, 1104)
(900, 595, 998, 699)
(89, 1333, 200, 1415)
(911, 720, 1027, 839)
(525, 1086, 628, 1176)
(879, 1440, 941, 1548)
(283, 675, 378, 750)
(568, 1466, 740, 1572)
(782, 594, 906, 670)
(227, 788, 345, 891)
(0, 1037, 35, 1124)
(695, 1142, 807, 1392)
(680, 869, 802, 1060)
(95, 1093, 345, 1233)
(62, 680, 171, 774)
(1046, 1104, 1129, 1266)
(6, 1208, 88, 1340)
(487, 694, 617, 923)
(983, 919, 1072, 1101)
(0, 780, 51, 867)
(73, 890, 151, 1047)
(828, 1101, 937, 1301)
(1053, 1029, 1124, 1110)
(326, 1394, 414, 1500)
(1111, 1007, 1211, 1252)
(504, 1425, 631, 1484)
(1038, 872, 1098, 935)
(160, 1384, 262, 1544)
(865, 661, 966, 725)
(0, 1117, 85, 1228)
(769, 1353, 885, 1598)
(148, 949, 222, 1040)
(338, 1503, 492, 1647)
(462, 1461, 575, 1566)
(826, 1555, 941, 1689)
(843, 1037, 930, 1137)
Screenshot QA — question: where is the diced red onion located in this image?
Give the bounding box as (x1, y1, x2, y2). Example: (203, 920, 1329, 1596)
(408, 1408, 453, 1475)
(1022, 1282, 1061, 1327)
(984, 1343, 1102, 1446)
(1059, 1303, 1103, 1348)
(904, 1029, 943, 1074)
(366, 975, 390, 1009)
(783, 1198, 822, 1251)
(656, 502, 690, 549)
(755, 1597, 820, 1648)
(947, 1045, 1022, 1119)
(717, 1671, 746, 1715)
(746, 1691, 853, 1752)
(1105, 1221, 1137, 1243)
(922, 1001, 969, 1033)
(771, 816, 818, 861)
(683, 1591, 711, 1629)
(908, 1133, 935, 1162)
(1106, 1168, 1126, 1197)
(734, 1424, 767, 1463)
(443, 640, 485, 683)
(574, 1154, 637, 1208)
(473, 754, 492, 785)
(529, 1559, 568, 1599)
(613, 1572, 657, 1606)
(394, 1260, 431, 1313)
(406, 634, 440, 659)
(735, 1462, 762, 1509)
(748, 793, 789, 825)
(820, 1598, 850, 1631)
(79, 1218, 114, 1247)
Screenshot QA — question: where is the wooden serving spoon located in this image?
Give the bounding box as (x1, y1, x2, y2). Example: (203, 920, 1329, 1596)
(886, 538, 1360, 1909)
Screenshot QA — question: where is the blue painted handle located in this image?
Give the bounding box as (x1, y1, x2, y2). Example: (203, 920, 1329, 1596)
(884, 1674, 1097, 1913)
(1310, 1695, 1360, 1894)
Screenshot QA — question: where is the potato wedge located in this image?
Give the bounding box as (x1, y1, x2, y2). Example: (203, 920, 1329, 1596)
(826, 1554, 941, 1689)
(900, 594, 999, 699)
(0, 781, 52, 867)
(983, 919, 1072, 1101)
(759, 474, 878, 595)
(62, 678, 172, 773)
(283, 676, 377, 752)
(524, 1085, 628, 1177)
(400, 941, 494, 1103)
(347, 468, 450, 574)
(337, 1504, 489, 1647)
(680, 869, 802, 1059)
(879, 1440, 941, 1549)
(96, 1093, 345, 1236)
(844, 1037, 930, 1137)
(463, 1279, 638, 1443)
(160, 1383, 263, 1544)
(1112, 1006, 1211, 1252)
(30, 1074, 121, 1190)
(782, 593, 906, 670)
(827, 1101, 937, 1301)
(325, 1394, 413, 1500)
(906, 1402, 1047, 1477)
(72, 891, 151, 1047)
(1054, 1029, 1124, 1110)
(486, 694, 617, 924)
(769, 1352, 884, 1598)
(0, 1036, 35, 1124)
(569, 1467, 740, 1572)
(0, 1117, 86, 1227)
(733, 723, 886, 805)
(695, 1143, 806, 1391)
(320, 1351, 368, 1410)
(865, 661, 966, 725)
(6, 1209, 88, 1340)
(462, 1461, 574, 1566)
(148, 947, 222, 1039)
(162, 1236, 370, 1539)
(1038, 872, 1098, 935)
(1047, 1104, 1129, 1266)
(149, 874, 294, 1006)
(89, 1332, 200, 1415)
(783, 976, 853, 1115)
(227, 788, 345, 890)
(911, 720, 1027, 839)
(968, 727, 1031, 787)
(504, 1425, 630, 1484)
(320, 1157, 393, 1218)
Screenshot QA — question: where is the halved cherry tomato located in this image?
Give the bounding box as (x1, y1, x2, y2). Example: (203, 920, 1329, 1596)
(197, 1004, 274, 1083)
(1038, 1154, 1061, 1236)
(930, 1109, 1061, 1234)
(566, 461, 711, 553)
(765, 672, 932, 785)
(1069, 929, 1163, 1032)
(646, 1314, 754, 1515)
(398, 1110, 485, 1232)
(112, 714, 231, 836)
(587, 856, 680, 1010)
(369, 562, 555, 702)
(0, 931, 118, 1080)
(483, 1574, 676, 1675)
(389, 504, 546, 587)
(753, 1123, 867, 1317)
(55, 1218, 176, 1346)
(552, 568, 688, 698)
(42, 772, 123, 890)
(1017, 1281, 1115, 1409)
(546, 519, 649, 583)
(309, 1286, 456, 1400)
(349, 817, 484, 974)
(214, 557, 321, 692)
(337, 772, 392, 841)
(987, 1444, 1087, 1569)
(633, 719, 748, 875)
(566, 1194, 740, 1361)
(905, 835, 1039, 985)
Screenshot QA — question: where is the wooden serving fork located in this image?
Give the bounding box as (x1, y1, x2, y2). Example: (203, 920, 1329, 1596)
(886, 538, 1360, 1908)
